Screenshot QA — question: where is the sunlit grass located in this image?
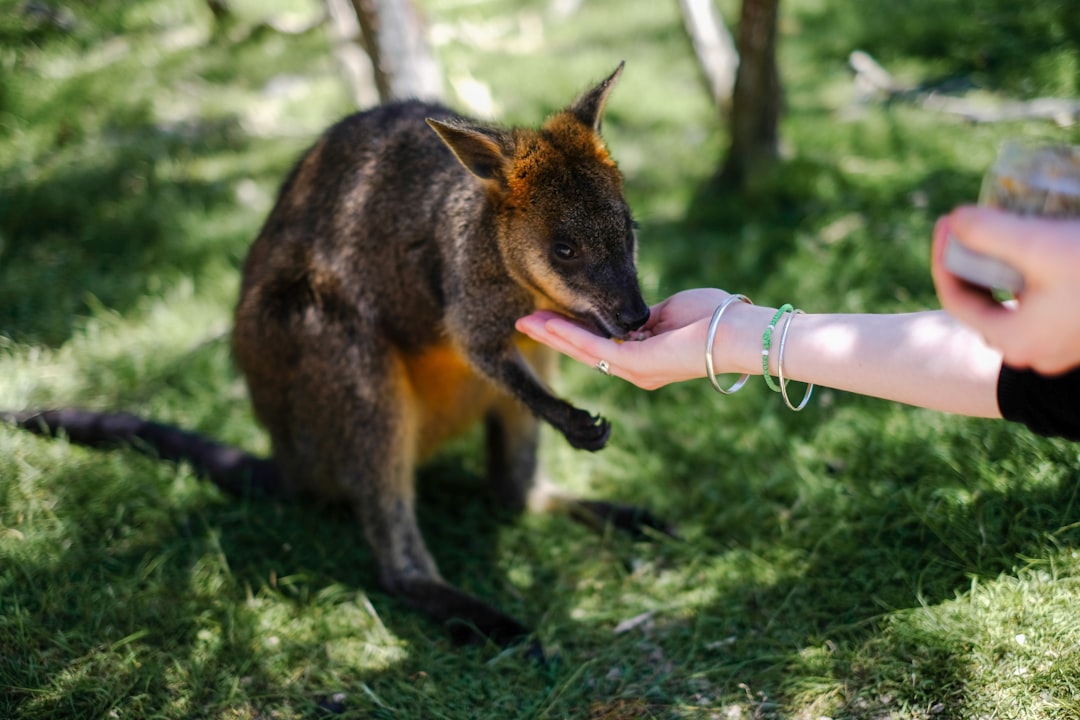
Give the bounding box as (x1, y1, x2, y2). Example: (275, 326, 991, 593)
(3, 0, 1080, 717)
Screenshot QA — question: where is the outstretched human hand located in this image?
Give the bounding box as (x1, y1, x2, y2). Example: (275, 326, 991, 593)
(932, 205, 1080, 375)
(516, 288, 766, 390)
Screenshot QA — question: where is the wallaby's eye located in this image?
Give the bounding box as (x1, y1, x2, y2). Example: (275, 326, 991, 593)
(552, 242, 578, 262)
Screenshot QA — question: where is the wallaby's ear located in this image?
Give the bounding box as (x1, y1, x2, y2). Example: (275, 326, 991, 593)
(569, 61, 625, 132)
(427, 118, 508, 181)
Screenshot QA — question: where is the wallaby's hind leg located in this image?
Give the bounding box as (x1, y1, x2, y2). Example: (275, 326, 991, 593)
(356, 455, 532, 647)
(358, 361, 531, 646)
(244, 318, 532, 647)
(312, 345, 531, 647)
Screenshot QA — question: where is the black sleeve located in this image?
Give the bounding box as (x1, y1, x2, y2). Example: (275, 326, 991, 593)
(997, 363, 1080, 441)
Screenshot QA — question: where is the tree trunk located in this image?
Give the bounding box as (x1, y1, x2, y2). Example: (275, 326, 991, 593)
(677, 0, 739, 114)
(350, 0, 443, 103)
(325, 0, 379, 107)
(718, 0, 782, 189)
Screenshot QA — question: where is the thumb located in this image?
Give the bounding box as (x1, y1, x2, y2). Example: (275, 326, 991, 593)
(945, 205, 1057, 267)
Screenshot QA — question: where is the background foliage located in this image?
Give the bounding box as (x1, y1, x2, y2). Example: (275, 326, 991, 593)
(2, 0, 1080, 718)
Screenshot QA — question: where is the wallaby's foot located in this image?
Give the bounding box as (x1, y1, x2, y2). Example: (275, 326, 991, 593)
(392, 576, 534, 649)
(570, 499, 677, 539)
(445, 617, 537, 650)
(447, 622, 545, 664)
(528, 485, 676, 540)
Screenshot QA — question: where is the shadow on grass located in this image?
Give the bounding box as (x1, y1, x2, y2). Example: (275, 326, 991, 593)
(5, 293, 1079, 718)
(1, 388, 604, 717)
(695, 457, 1080, 714)
(0, 114, 260, 348)
(599, 385, 1080, 714)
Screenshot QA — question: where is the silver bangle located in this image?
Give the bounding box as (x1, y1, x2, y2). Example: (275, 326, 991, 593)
(705, 294, 753, 395)
(777, 308, 814, 411)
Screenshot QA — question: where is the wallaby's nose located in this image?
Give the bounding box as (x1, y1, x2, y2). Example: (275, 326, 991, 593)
(616, 304, 650, 333)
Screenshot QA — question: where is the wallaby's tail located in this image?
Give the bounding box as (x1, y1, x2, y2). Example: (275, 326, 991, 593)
(1, 408, 280, 497)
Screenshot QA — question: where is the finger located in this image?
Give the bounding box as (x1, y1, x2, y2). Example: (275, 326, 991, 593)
(516, 310, 565, 335)
(933, 262, 1020, 353)
(946, 205, 1070, 268)
(516, 314, 611, 368)
(933, 261, 1002, 322)
(932, 214, 1008, 316)
(640, 298, 671, 332)
(516, 314, 583, 352)
(540, 314, 622, 358)
(930, 215, 950, 267)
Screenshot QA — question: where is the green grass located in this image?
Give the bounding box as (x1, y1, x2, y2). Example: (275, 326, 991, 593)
(3, 0, 1080, 717)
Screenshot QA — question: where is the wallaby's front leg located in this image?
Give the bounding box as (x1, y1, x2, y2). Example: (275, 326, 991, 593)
(447, 276, 611, 449)
(484, 375, 676, 538)
(468, 341, 610, 451)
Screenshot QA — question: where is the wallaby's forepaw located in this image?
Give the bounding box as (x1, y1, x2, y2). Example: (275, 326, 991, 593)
(562, 408, 611, 451)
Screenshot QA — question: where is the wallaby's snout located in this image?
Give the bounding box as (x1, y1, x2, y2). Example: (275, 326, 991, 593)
(585, 247, 649, 339)
(536, 223, 649, 341)
(617, 300, 650, 334)
(593, 276, 649, 339)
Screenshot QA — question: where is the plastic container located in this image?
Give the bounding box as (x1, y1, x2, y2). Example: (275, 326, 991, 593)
(943, 141, 1080, 294)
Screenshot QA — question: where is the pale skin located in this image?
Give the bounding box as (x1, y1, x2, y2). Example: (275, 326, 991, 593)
(932, 206, 1080, 376)
(515, 207, 1080, 419)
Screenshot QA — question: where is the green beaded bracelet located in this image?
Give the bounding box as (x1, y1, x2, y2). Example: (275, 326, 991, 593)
(761, 303, 793, 392)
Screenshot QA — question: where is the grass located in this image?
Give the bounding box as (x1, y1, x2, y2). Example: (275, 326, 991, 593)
(3, 0, 1080, 717)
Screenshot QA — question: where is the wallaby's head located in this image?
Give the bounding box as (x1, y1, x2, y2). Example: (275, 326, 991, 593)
(428, 62, 650, 340)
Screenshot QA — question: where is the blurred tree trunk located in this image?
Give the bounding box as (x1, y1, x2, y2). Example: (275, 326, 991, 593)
(326, 0, 443, 105)
(353, 0, 442, 101)
(718, 0, 782, 189)
(206, 0, 234, 37)
(206, 0, 231, 24)
(325, 0, 378, 107)
(677, 0, 739, 115)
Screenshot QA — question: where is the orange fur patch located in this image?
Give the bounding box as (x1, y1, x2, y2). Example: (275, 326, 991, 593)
(400, 342, 494, 459)
(541, 113, 617, 168)
(505, 113, 617, 203)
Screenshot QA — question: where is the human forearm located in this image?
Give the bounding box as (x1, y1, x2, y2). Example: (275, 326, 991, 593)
(518, 293, 1006, 418)
(717, 305, 1004, 417)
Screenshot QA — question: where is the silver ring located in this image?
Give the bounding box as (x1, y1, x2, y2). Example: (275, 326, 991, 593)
(595, 359, 611, 375)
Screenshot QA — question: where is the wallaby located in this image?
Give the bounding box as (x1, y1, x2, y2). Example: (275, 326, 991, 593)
(3, 63, 666, 647)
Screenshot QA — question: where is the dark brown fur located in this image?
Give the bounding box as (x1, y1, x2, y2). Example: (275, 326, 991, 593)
(4, 64, 667, 647)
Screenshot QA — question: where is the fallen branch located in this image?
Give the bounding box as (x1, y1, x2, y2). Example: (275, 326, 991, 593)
(849, 50, 1080, 126)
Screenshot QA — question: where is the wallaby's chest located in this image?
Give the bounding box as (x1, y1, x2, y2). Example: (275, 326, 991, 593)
(398, 335, 549, 460)
(398, 341, 491, 459)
